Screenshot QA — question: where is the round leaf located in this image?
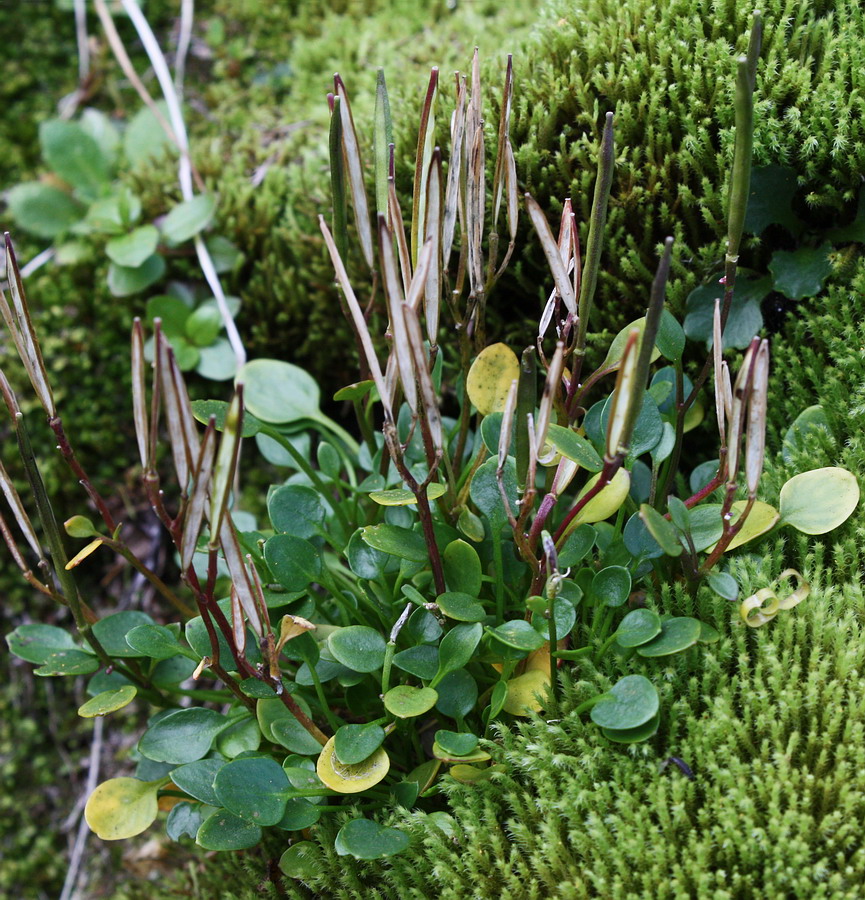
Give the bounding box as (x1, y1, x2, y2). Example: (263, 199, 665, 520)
(383, 685, 439, 718)
(601, 711, 661, 744)
(334, 817, 409, 860)
(436, 592, 486, 623)
(590, 674, 659, 730)
(392, 645, 439, 681)
(268, 484, 326, 538)
(6, 182, 82, 238)
(369, 484, 446, 506)
(213, 757, 289, 826)
(334, 724, 386, 766)
(170, 759, 225, 806)
(105, 225, 159, 268)
(138, 708, 228, 764)
(434, 669, 478, 718)
(769, 243, 833, 300)
(779, 467, 860, 535)
(434, 730, 480, 757)
(78, 686, 137, 718)
(236, 359, 320, 425)
(280, 842, 321, 880)
(718, 500, 780, 551)
(470, 456, 518, 530)
(636, 617, 702, 657)
(782, 405, 831, 464)
(85, 777, 159, 840)
(432, 623, 482, 687)
(35, 649, 100, 676)
(327, 626, 387, 673)
(91, 611, 155, 658)
(488, 619, 546, 651)
(466, 343, 520, 415)
(264, 533, 321, 591)
(591, 566, 632, 608)
(6, 624, 78, 664)
(107, 253, 166, 297)
(125, 624, 184, 660)
(316, 736, 390, 793)
(443, 541, 483, 596)
(196, 810, 261, 851)
(161, 193, 216, 243)
(615, 609, 662, 648)
(502, 669, 550, 716)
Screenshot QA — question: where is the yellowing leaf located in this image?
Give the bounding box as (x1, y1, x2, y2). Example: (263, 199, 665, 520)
(683, 399, 704, 433)
(712, 500, 780, 552)
(78, 686, 137, 718)
(369, 484, 446, 506)
(779, 467, 860, 535)
(316, 736, 390, 794)
(466, 343, 519, 416)
(65, 538, 104, 570)
(568, 468, 630, 529)
(502, 668, 550, 716)
(85, 777, 160, 840)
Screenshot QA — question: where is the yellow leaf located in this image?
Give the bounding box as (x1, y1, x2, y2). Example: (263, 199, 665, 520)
(85, 778, 160, 841)
(502, 669, 550, 716)
(65, 538, 104, 570)
(568, 468, 630, 530)
(712, 500, 780, 552)
(78, 686, 137, 718)
(316, 736, 390, 794)
(466, 343, 520, 416)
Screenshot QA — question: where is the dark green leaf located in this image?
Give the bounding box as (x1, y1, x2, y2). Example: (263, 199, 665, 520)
(769, 244, 833, 300)
(590, 674, 659, 730)
(436, 592, 486, 623)
(684, 276, 769, 350)
(40, 119, 109, 198)
(432, 624, 482, 687)
(268, 484, 326, 538)
(636, 617, 702, 657)
(591, 566, 632, 607)
(334, 818, 409, 860)
(6, 182, 82, 238)
(443, 540, 483, 596)
(139, 709, 228, 764)
(264, 534, 321, 591)
(334, 724, 386, 766)
(171, 758, 226, 806)
(196, 810, 262, 851)
(434, 669, 478, 718)
(615, 608, 662, 648)
(360, 524, 428, 562)
(92, 612, 156, 658)
(213, 757, 289, 826)
(327, 626, 387, 673)
(639, 505, 683, 557)
(107, 253, 166, 297)
(744, 165, 800, 235)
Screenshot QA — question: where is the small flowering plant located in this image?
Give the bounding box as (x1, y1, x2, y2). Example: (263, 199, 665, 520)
(2, 17, 858, 873)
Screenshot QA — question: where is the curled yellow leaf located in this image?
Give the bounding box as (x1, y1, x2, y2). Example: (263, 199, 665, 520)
(740, 569, 809, 628)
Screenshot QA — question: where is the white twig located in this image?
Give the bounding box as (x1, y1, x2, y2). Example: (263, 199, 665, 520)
(73, 0, 90, 84)
(175, 0, 195, 98)
(59, 716, 103, 900)
(120, 0, 246, 367)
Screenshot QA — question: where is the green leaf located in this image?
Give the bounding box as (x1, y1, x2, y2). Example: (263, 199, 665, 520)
(7, 624, 78, 663)
(65, 515, 98, 538)
(615, 609, 662, 648)
(393, 645, 439, 681)
(162, 194, 216, 243)
(346, 529, 389, 579)
(264, 534, 322, 591)
(35, 650, 100, 676)
(744, 165, 800, 234)
(707, 572, 739, 601)
(655, 308, 686, 362)
(105, 225, 159, 267)
(591, 566, 632, 607)
(166, 802, 209, 841)
(360, 524, 428, 562)
(125, 624, 184, 660)
(470, 456, 518, 531)
(217, 716, 262, 757)
(431, 623, 482, 687)
(590, 674, 659, 730)
(434, 730, 479, 757)
(85, 777, 160, 840)
(124, 102, 173, 166)
(769, 243, 833, 300)
(236, 359, 320, 425)
(78, 686, 137, 718)
(530, 597, 577, 638)
(636, 617, 702, 657)
(213, 757, 289, 826)
(327, 626, 387, 674)
(6, 182, 82, 238)
(205, 235, 243, 273)
(369, 484, 446, 506)
(487, 620, 545, 652)
(639, 505, 683, 557)
(171, 758, 226, 806)
(146, 294, 191, 336)
(434, 669, 478, 718)
(80, 108, 120, 166)
(138, 708, 228, 764)
(85, 187, 141, 233)
(623, 512, 664, 560)
(40, 120, 109, 199)
(384, 685, 439, 718)
(684, 276, 769, 350)
(601, 711, 661, 744)
(196, 810, 262, 851)
(279, 842, 321, 879)
(687, 504, 724, 552)
(185, 304, 223, 347)
(334, 818, 409, 860)
(601, 318, 661, 371)
(107, 253, 166, 297)
(557, 524, 595, 568)
(545, 424, 603, 472)
(268, 484, 326, 538)
(196, 339, 239, 381)
(257, 698, 322, 755)
(779, 467, 860, 534)
(276, 799, 321, 831)
(436, 592, 486, 623)
(443, 540, 483, 596)
(334, 724, 386, 766)
(91, 611, 155, 658)
(190, 399, 264, 436)
(782, 405, 832, 464)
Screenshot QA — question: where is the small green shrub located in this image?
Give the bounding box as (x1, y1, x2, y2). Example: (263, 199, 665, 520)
(2, 23, 859, 891)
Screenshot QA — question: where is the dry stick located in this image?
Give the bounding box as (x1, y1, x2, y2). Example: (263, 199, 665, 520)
(175, 0, 194, 97)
